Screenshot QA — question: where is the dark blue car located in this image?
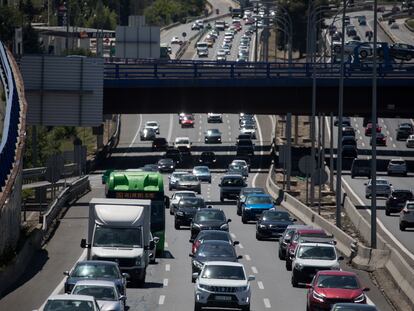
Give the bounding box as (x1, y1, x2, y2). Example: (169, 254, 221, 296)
(241, 193, 275, 223)
(256, 210, 296, 240)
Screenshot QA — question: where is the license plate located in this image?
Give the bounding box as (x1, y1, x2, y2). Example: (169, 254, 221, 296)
(216, 296, 232, 301)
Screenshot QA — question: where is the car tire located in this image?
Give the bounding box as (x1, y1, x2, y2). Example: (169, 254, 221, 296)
(174, 220, 180, 230)
(194, 302, 202, 311)
(241, 304, 250, 311)
(220, 197, 224, 202)
(406, 54, 412, 61)
(360, 50, 368, 58)
(278, 249, 284, 260)
(286, 260, 292, 271)
(242, 214, 248, 224)
(237, 207, 241, 216)
(400, 223, 406, 231)
(351, 174, 355, 178)
(365, 195, 370, 199)
(291, 274, 298, 287)
(385, 210, 390, 216)
(170, 208, 174, 215)
(256, 232, 262, 240)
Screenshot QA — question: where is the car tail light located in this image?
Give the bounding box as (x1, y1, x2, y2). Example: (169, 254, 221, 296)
(193, 240, 201, 253)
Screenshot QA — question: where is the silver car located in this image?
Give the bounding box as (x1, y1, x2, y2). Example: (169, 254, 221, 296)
(400, 201, 414, 231)
(176, 174, 201, 194)
(387, 158, 407, 176)
(41, 294, 100, 311)
(365, 179, 392, 199)
(71, 280, 125, 311)
(168, 171, 187, 190)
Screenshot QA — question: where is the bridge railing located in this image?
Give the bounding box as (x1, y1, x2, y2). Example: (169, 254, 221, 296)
(104, 59, 414, 80)
(0, 42, 20, 190)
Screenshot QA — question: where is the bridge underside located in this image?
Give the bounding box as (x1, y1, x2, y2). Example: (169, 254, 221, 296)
(103, 79, 413, 117)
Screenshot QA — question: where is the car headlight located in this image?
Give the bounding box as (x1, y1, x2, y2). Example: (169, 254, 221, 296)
(220, 223, 229, 230)
(176, 211, 184, 216)
(192, 223, 201, 228)
(295, 263, 304, 271)
(244, 206, 251, 210)
(135, 257, 141, 266)
(331, 262, 340, 270)
(236, 285, 248, 292)
(170, 166, 174, 168)
(199, 284, 212, 291)
(354, 293, 365, 303)
(259, 224, 266, 228)
(218, 137, 221, 140)
(312, 291, 325, 303)
(193, 260, 204, 269)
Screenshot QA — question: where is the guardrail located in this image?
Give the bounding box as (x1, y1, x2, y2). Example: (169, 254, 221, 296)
(22, 163, 77, 184)
(104, 60, 414, 80)
(41, 176, 90, 232)
(0, 41, 20, 190)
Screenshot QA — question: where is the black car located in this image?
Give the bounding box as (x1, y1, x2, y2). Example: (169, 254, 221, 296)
(342, 136, 357, 146)
(152, 137, 168, 151)
(142, 164, 159, 172)
(334, 116, 351, 127)
(198, 151, 216, 166)
(342, 145, 358, 159)
(236, 139, 254, 157)
(64, 260, 128, 295)
(342, 126, 355, 138)
(237, 134, 252, 142)
(175, 197, 206, 229)
(164, 148, 182, 164)
(190, 208, 231, 239)
(256, 210, 296, 240)
(390, 43, 414, 61)
(396, 123, 414, 140)
(351, 158, 371, 178)
(219, 174, 247, 201)
(189, 230, 239, 254)
(189, 240, 241, 281)
(385, 189, 413, 215)
(236, 187, 265, 216)
(157, 158, 175, 173)
(204, 129, 222, 143)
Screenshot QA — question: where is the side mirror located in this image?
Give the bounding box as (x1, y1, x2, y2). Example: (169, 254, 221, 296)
(207, 205, 212, 209)
(338, 256, 344, 261)
(189, 239, 194, 243)
(237, 255, 243, 259)
(80, 238, 89, 249)
(233, 241, 240, 246)
(122, 273, 130, 279)
(218, 184, 222, 187)
(390, 183, 392, 186)
(147, 241, 155, 250)
(119, 295, 126, 301)
(363, 287, 370, 292)
(189, 254, 194, 258)
(248, 275, 255, 281)
(63, 271, 70, 276)
(227, 219, 232, 223)
(192, 272, 199, 283)
(153, 237, 160, 244)
(364, 183, 367, 186)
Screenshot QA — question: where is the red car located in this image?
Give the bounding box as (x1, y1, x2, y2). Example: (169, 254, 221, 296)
(307, 270, 369, 311)
(364, 123, 381, 136)
(181, 115, 195, 127)
(285, 228, 329, 270)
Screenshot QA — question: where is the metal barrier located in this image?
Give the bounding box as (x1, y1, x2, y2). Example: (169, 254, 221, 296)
(22, 163, 77, 184)
(41, 176, 90, 231)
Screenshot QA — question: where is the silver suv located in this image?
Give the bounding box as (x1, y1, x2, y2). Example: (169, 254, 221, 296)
(365, 178, 392, 199)
(193, 261, 254, 311)
(400, 201, 414, 231)
(387, 158, 407, 176)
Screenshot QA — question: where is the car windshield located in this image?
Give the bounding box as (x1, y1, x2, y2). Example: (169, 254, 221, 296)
(201, 265, 245, 280)
(176, 139, 189, 144)
(194, 167, 209, 173)
(221, 178, 244, 186)
(391, 160, 405, 165)
(207, 129, 220, 135)
(172, 173, 186, 178)
(263, 212, 290, 221)
(377, 180, 388, 185)
(393, 191, 412, 200)
(197, 244, 236, 258)
(71, 264, 119, 278)
(146, 122, 157, 127)
(199, 231, 229, 242)
(317, 275, 359, 289)
(246, 196, 272, 205)
(93, 226, 142, 248)
(181, 175, 198, 182)
(175, 192, 196, 200)
(232, 161, 246, 167)
(159, 159, 173, 165)
(297, 246, 336, 260)
(243, 125, 255, 130)
(44, 299, 95, 311)
(196, 211, 226, 221)
(407, 203, 414, 210)
(179, 198, 204, 208)
(72, 285, 116, 301)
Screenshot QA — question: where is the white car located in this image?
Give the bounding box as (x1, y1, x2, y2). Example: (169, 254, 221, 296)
(207, 113, 223, 123)
(365, 178, 392, 198)
(193, 261, 254, 311)
(145, 121, 160, 134)
(171, 36, 183, 44)
(406, 135, 414, 148)
(291, 242, 343, 287)
(149, 232, 160, 264)
(387, 158, 407, 176)
(240, 125, 256, 139)
(231, 159, 250, 172)
(40, 294, 100, 311)
(174, 137, 191, 149)
(221, 44, 231, 55)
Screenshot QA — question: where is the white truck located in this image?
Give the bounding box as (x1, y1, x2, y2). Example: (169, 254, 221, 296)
(80, 198, 153, 286)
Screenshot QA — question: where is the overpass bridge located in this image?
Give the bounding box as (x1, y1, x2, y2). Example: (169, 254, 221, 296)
(103, 59, 414, 117)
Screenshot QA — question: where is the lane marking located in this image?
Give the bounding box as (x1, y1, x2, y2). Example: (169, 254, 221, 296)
(163, 278, 169, 287)
(245, 254, 251, 261)
(393, 143, 396, 148)
(239, 243, 244, 249)
(251, 266, 258, 274)
(264, 298, 272, 308)
(257, 281, 264, 289)
(164, 242, 169, 248)
(159, 295, 165, 305)
(165, 264, 171, 272)
(122, 114, 143, 156)
(230, 233, 236, 239)
(361, 142, 365, 147)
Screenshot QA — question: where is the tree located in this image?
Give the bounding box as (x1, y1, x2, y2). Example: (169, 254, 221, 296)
(0, 6, 21, 46)
(23, 24, 43, 54)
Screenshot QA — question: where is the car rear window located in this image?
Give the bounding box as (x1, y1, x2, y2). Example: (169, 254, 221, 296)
(222, 177, 244, 186)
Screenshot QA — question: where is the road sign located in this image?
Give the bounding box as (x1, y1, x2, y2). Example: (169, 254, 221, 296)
(45, 154, 64, 183)
(298, 155, 316, 175)
(312, 169, 329, 186)
(182, 32, 187, 38)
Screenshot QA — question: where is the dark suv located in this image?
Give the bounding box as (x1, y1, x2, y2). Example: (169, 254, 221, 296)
(164, 148, 182, 164)
(351, 159, 371, 178)
(174, 197, 206, 229)
(219, 174, 247, 202)
(236, 139, 254, 157)
(396, 123, 414, 141)
(385, 190, 413, 216)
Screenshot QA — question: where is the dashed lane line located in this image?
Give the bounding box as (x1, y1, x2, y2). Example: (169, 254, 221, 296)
(163, 279, 169, 287)
(164, 242, 169, 248)
(251, 266, 258, 274)
(257, 281, 264, 289)
(159, 295, 165, 305)
(245, 254, 251, 261)
(264, 298, 272, 308)
(230, 233, 236, 239)
(239, 243, 244, 249)
(165, 264, 171, 272)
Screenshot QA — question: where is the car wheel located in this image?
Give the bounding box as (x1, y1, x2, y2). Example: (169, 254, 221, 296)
(286, 260, 292, 271)
(406, 54, 412, 61)
(170, 208, 174, 215)
(351, 174, 355, 178)
(242, 214, 248, 224)
(400, 223, 406, 231)
(256, 232, 262, 240)
(360, 50, 368, 59)
(291, 274, 298, 287)
(220, 197, 224, 202)
(237, 207, 241, 216)
(194, 302, 202, 311)
(365, 195, 370, 199)
(278, 249, 284, 260)
(385, 210, 390, 216)
(241, 304, 250, 311)
(174, 220, 180, 230)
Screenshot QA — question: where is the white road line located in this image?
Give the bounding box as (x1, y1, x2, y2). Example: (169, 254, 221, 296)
(389, 136, 393, 141)
(164, 242, 169, 248)
(167, 114, 173, 143)
(393, 143, 396, 148)
(361, 142, 365, 147)
(163, 278, 169, 287)
(239, 243, 244, 249)
(252, 172, 259, 188)
(230, 233, 236, 239)
(39, 250, 87, 310)
(257, 281, 264, 289)
(269, 115, 275, 140)
(357, 129, 361, 134)
(264, 298, 272, 308)
(386, 130, 390, 135)
(245, 254, 251, 261)
(366, 295, 374, 306)
(165, 264, 171, 272)
(158, 295, 166, 305)
(251, 266, 258, 274)
(122, 114, 143, 156)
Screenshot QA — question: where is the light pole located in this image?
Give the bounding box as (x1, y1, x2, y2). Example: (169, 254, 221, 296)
(275, 5, 293, 64)
(273, 15, 291, 62)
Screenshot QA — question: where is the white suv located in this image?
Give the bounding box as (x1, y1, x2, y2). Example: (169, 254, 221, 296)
(387, 158, 407, 176)
(174, 137, 191, 150)
(145, 121, 160, 134)
(291, 242, 343, 287)
(193, 261, 254, 311)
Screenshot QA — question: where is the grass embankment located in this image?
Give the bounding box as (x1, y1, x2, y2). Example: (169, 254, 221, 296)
(406, 19, 414, 30)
